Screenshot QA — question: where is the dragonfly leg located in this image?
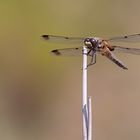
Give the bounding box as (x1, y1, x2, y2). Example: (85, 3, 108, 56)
(82, 49, 92, 56)
(87, 53, 96, 67)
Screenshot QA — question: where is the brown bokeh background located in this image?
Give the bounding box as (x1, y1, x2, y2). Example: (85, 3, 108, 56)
(0, 0, 140, 140)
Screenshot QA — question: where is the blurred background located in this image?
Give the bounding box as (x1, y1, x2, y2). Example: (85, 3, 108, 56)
(0, 0, 140, 140)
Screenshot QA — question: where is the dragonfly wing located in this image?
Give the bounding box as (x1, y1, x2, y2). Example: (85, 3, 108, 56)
(50, 47, 84, 56)
(42, 35, 84, 45)
(103, 47, 128, 69)
(112, 46, 140, 55)
(108, 34, 140, 42)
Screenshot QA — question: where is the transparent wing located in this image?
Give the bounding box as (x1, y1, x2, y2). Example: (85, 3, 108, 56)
(50, 47, 83, 56)
(41, 35, 84, 45)
(108, 34, 140, 42)
(112, 46, 140, 55)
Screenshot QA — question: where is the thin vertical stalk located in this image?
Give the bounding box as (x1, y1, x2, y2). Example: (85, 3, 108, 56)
(82, 46, 88, 140)
(82, 46, 92, 140)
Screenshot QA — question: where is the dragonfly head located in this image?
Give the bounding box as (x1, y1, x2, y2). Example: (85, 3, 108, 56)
(84, 38, 98, 49)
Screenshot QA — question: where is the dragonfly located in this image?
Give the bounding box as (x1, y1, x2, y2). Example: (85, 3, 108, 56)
(41, 34, 140, 70)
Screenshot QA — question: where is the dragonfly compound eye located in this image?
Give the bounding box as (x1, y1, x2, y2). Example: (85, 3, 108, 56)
(84, 38, 92, 46)
(90, 38, 98, 45)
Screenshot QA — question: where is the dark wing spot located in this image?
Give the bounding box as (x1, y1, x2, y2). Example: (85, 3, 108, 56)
(126, 48, 130, 50)
(109, 47, 114, 51)
(124, 36, 128, 38)
(65, 37, 69, 39)
(75, 48, 79, 50)
(51, 50, 61, 55)
(42, 35, 49, 40)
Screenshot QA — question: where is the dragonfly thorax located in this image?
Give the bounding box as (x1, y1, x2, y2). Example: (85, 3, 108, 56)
(84, 38, 99, 50)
